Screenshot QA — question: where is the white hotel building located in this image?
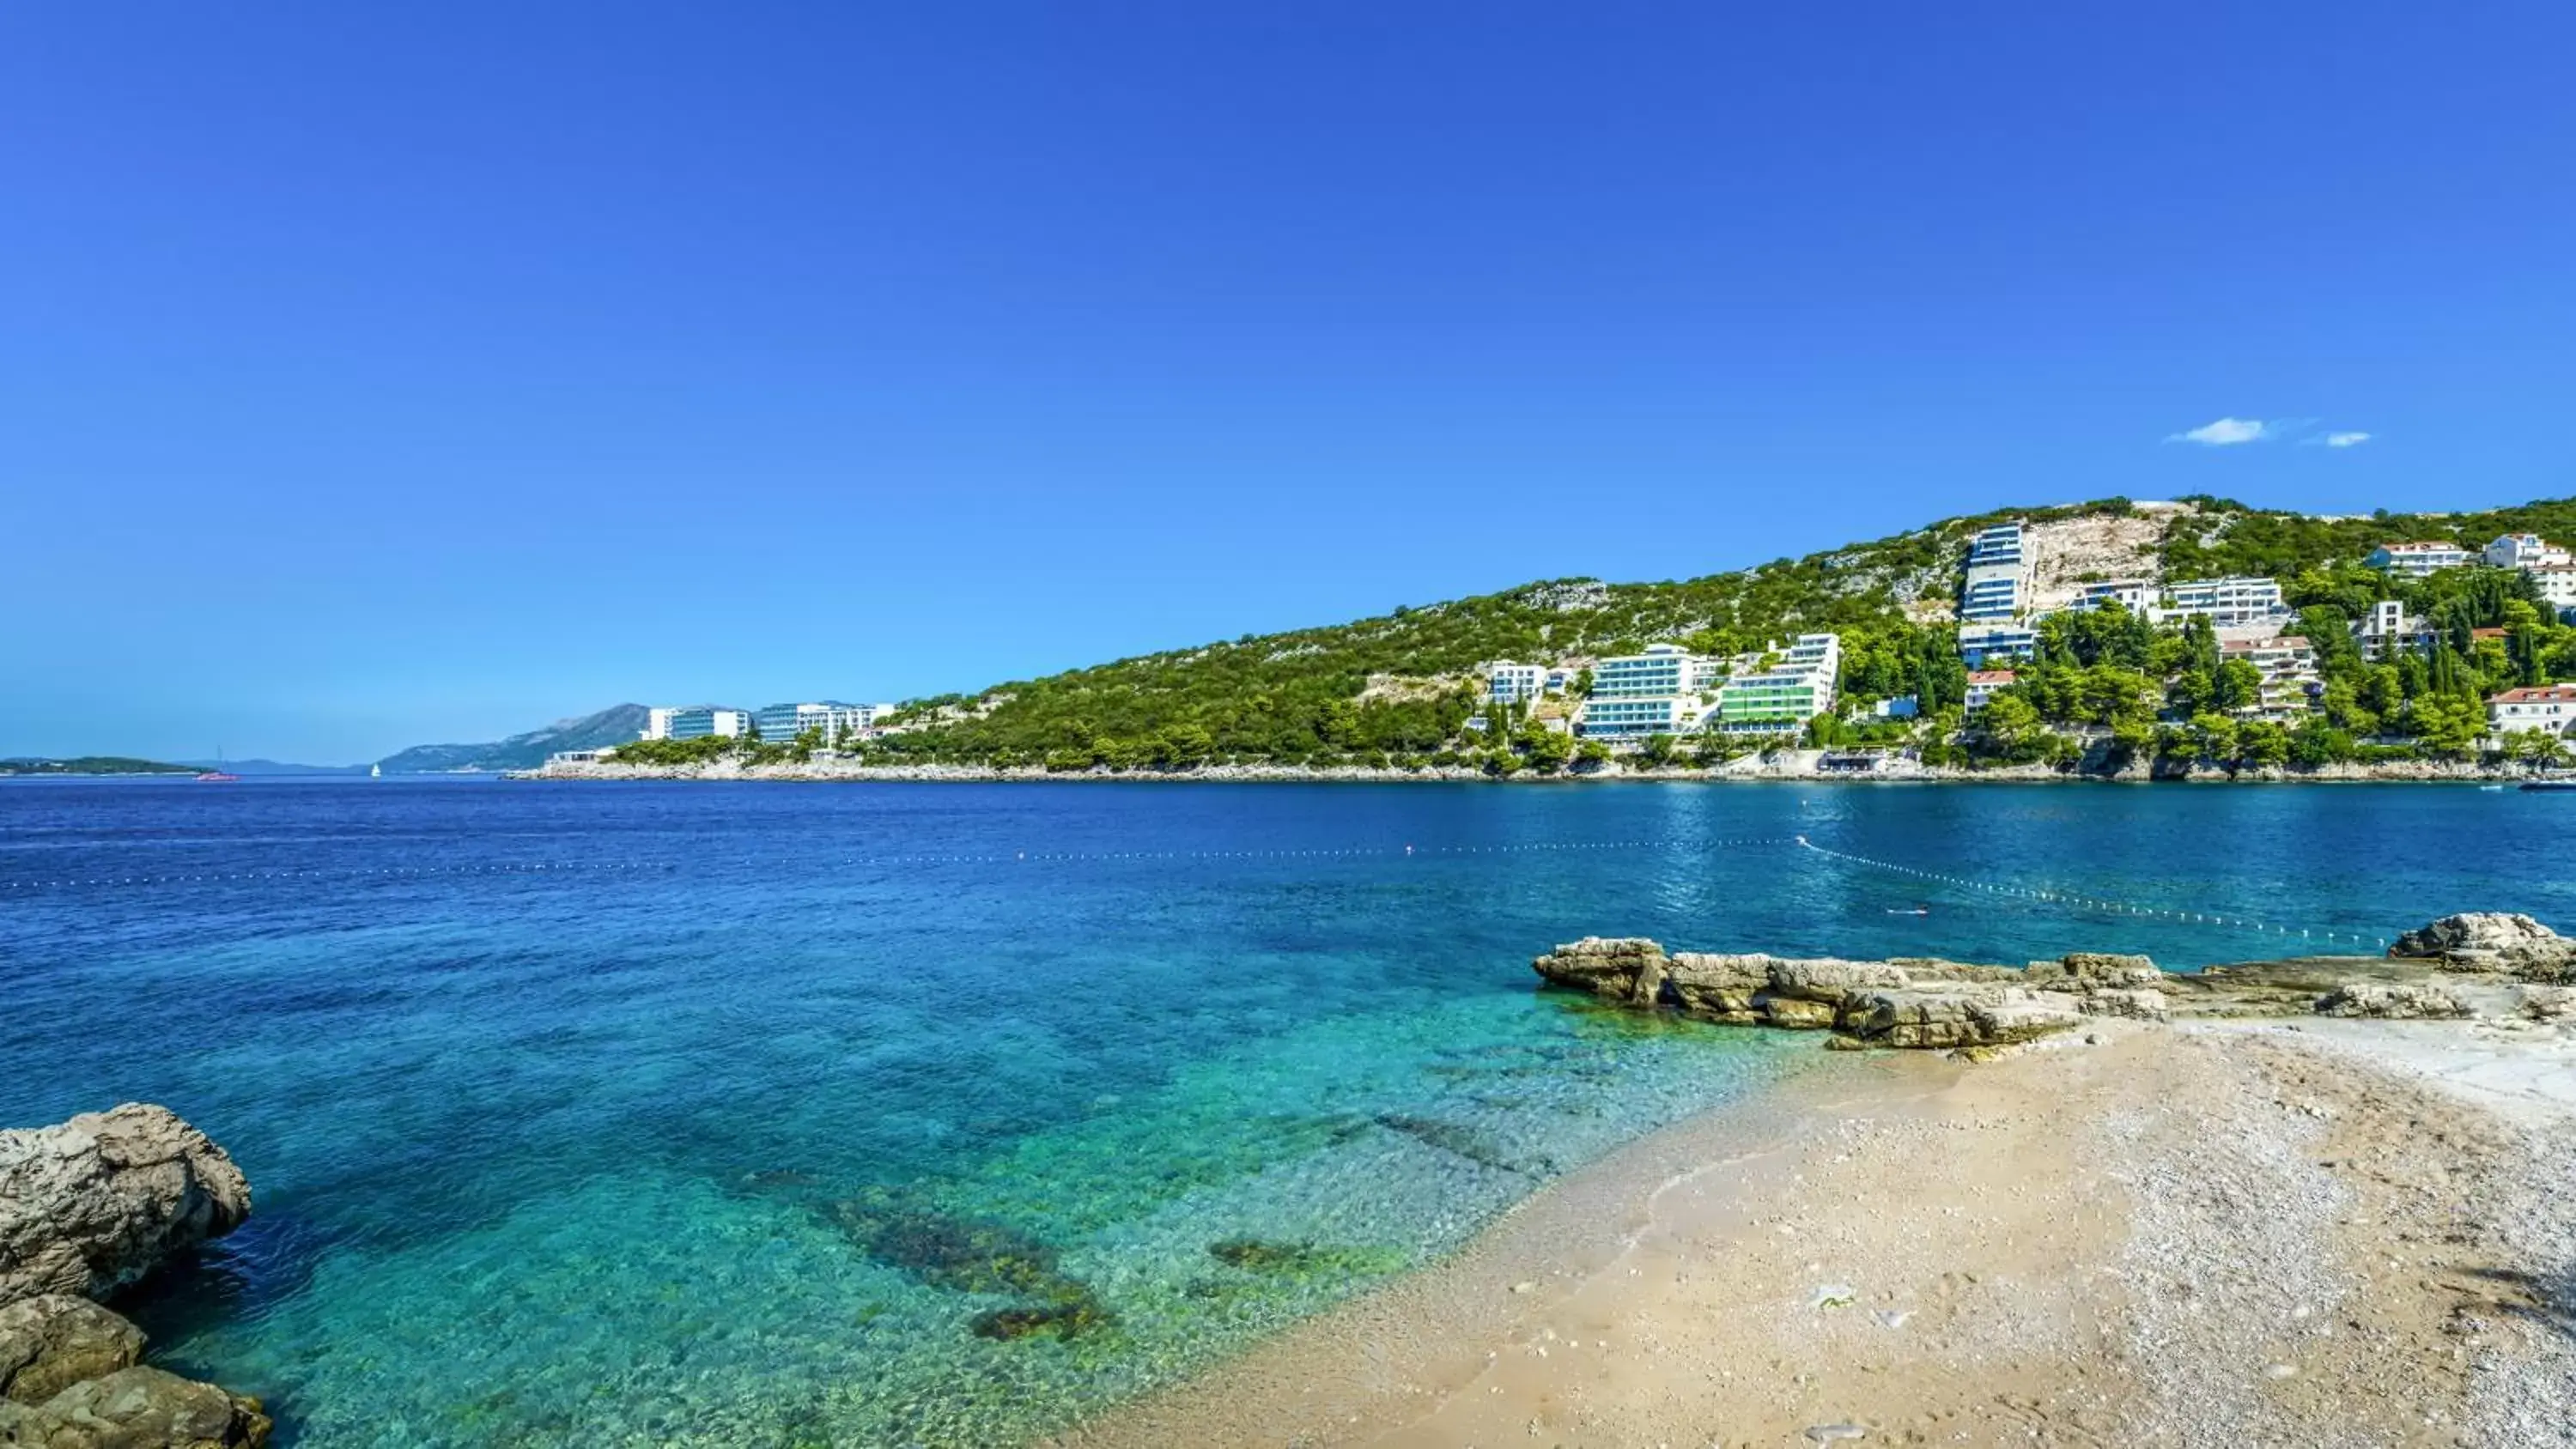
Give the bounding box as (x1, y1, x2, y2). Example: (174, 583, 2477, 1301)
(2489, 686, 2576, 738)
(2368, 541, 2475, 577)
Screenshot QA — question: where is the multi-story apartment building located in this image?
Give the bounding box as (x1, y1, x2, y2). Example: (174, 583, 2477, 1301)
(1575, 696, 1695, 739)
(752, 701, 888, 743)
(2218, 637, 2321, 716)
(2367, 541, 2474, 577)
(2160, 576, 2286, 627)
(1589, 643, 1694, 699)
(2486, 533, 2573, 571)
(2488, 685, 2576, 737)
(1484, 662, 1548, 704)
(2527, 564, 2576, 615)
(645, 706, 754, 741)
(1959, 522, 2028, 623)
(2074, 580, 2154, 614)
(1963, 670, 2016, 713)
(1710, 634, 1842, 735)
(1957, 622, 2038, 665)
(2351, 599, 2441, 661)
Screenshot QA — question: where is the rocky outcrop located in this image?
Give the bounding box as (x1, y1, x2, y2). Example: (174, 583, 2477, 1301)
(2390, 913, 2576, 982)
(0, 1366, 272, 1448)
(0, 1296, 143, 1407)
(0, 1105, 251, 1306)
(0, 1107, 267, 1449)
(2316, 982, 2472, 1019)
(1534, 915, 2575, 1052)
(1533, 939, 2107, 1049)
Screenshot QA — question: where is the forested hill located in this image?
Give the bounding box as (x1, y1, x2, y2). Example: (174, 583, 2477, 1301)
(846, 494, 2576, 770)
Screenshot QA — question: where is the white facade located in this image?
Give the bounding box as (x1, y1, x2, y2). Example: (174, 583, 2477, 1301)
(644, 706, 753, 741)
(2529, 565, 2576, 613)
(1959, 522, 2029, 623)
(2489, 686, 2576, 737)
(2219, 637, 2320, 717)
(1964, 670, 2015, 713)
(1485, 661, 1546, 704)
(2368, 542, 2473, 577)
(2487, 534, 2573, 570)
(2075, 580, 2154, 614)
(1958, 622, 2038, 664)
(2160, 576, 2286, 627)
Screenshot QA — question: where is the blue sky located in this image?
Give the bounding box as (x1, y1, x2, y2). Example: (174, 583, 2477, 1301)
(5, 3, 2573, 762)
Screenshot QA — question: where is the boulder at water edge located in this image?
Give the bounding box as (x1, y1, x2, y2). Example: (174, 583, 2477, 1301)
(2389, 912, 2576, 981)
(0, 1105, 251, 1305)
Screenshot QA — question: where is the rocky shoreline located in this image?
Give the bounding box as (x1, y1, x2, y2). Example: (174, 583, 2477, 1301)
(516, 753, 2553, 785)
(1530, 911, 2576, 1052)
(0, 1105, 270, 1447)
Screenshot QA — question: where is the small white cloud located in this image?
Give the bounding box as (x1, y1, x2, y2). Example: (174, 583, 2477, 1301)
(2166, 417, 2270, 446)
(2318, 431, 2372, 448)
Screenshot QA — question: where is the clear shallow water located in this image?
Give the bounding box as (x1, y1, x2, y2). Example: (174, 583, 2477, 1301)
(3, 779, 2568, 1446)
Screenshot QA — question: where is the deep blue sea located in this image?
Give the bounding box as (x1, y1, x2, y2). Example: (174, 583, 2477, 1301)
(4, 779, 2569, 1447)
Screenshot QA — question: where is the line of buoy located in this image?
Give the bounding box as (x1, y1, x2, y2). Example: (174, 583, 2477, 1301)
(1793, 836, 2387, 949)
(0, 835, 1802, 894)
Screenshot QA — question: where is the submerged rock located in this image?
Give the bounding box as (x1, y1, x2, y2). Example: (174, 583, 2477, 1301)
(0, 1104, 252, 1305)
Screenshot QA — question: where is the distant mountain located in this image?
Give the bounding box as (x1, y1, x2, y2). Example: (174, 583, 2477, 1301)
(376, 705, 650, 773)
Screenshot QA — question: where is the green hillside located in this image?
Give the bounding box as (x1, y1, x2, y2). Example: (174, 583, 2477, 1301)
(628, 494, 2576, 774)
(0, 756, 199, 776)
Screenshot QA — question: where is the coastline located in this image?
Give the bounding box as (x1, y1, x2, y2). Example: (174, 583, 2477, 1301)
(513, 754, 2552, 785)
(1049, 1019, 2576, 1447)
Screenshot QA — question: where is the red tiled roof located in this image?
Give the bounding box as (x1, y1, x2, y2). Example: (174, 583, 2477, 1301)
(2490, 686, 2576, 704)
(1966, 670, 2016, 684)
(2471, 627, 2510, 640)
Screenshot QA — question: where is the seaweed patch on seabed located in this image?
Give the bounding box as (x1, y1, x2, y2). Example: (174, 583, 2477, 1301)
(1206, 1237, 1409, 1279)
(826, 1189, 1114, 1342)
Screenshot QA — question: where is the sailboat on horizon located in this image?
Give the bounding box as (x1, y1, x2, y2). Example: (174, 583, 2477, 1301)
(196, 747, 240, 784)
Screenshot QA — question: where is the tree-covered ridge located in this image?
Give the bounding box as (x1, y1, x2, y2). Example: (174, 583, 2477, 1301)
(613, 494, 2576, 774)
(0, 756, 199, 775)
(2156, 494, 2576, 580)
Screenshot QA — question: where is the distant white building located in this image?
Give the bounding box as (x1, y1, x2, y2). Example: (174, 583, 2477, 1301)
(2486, 533, 2573, 570)
(2368, 541, 2473, 577)
(2488, 686, 2576, 738)
(2353, 599, 2440, 661)
(1958, 622, 2038, 665)
(1589, 643, 1696, 700)
(753, 701, 887, 743)
(644, 706, 754, 741)
(1959, 522, 2029, 624)
(2160, 577, 2287, 627)
(1964, 670, 2016, 713)
(2074, 580, 2154, 615)
(2528, 564, 2576, 615)
(1484, 661, 1547, 704)
(1710, 634, 1842, 735)
(2220, 636, 2321, 716)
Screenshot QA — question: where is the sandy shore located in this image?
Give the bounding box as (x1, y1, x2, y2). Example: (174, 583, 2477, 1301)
(1053, 1022, 2576, 1447)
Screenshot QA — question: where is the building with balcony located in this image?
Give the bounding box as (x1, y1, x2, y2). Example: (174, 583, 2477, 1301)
(2367, 541, 2474, 577)
(1574, 696, 1695, 740)
(1710, 634, 1841, 735)
(1964, 670, 2016, 713)
(1957, 622, 2038, 665)
(753, 701, 888, 743)
(2489, 686, 2576, 737)
(2219, 636, 2321, 717)
(645, 706, 754, 741)
(1590, 643, 1696, 699)
(2486, 534, 2573, 571)
(1485, 662, 1547, 704)
(2075, 580, 2155, 614)
(2528, 565, 2576, 615)
(2160, 576, 2286, 627)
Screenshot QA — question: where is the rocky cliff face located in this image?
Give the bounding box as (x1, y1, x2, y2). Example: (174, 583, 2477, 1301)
(1534, 915, 2573, 1051)
(0, 1106, 269, 1448)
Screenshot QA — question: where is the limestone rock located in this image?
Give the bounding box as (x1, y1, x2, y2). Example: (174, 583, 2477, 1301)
(2078, 987, 2170, 1022)
(1662, 954, 1768, 1021)
(1764, 959, 1917, 1003)
(2316, 982, 2472, 1019)
(2517, 985, 2576, 1022)
(1531, 937, 1670, 1005)
(2389, 913, 2576, 980)
(1, 1366, 270, 1448)
(2028, 953, 2165, 991)
(0, 1296, 143, 1407)
(0, 1106, 251, 1305)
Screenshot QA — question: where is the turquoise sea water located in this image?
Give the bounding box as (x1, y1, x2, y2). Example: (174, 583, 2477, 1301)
(4, 779, 2570, 1446)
